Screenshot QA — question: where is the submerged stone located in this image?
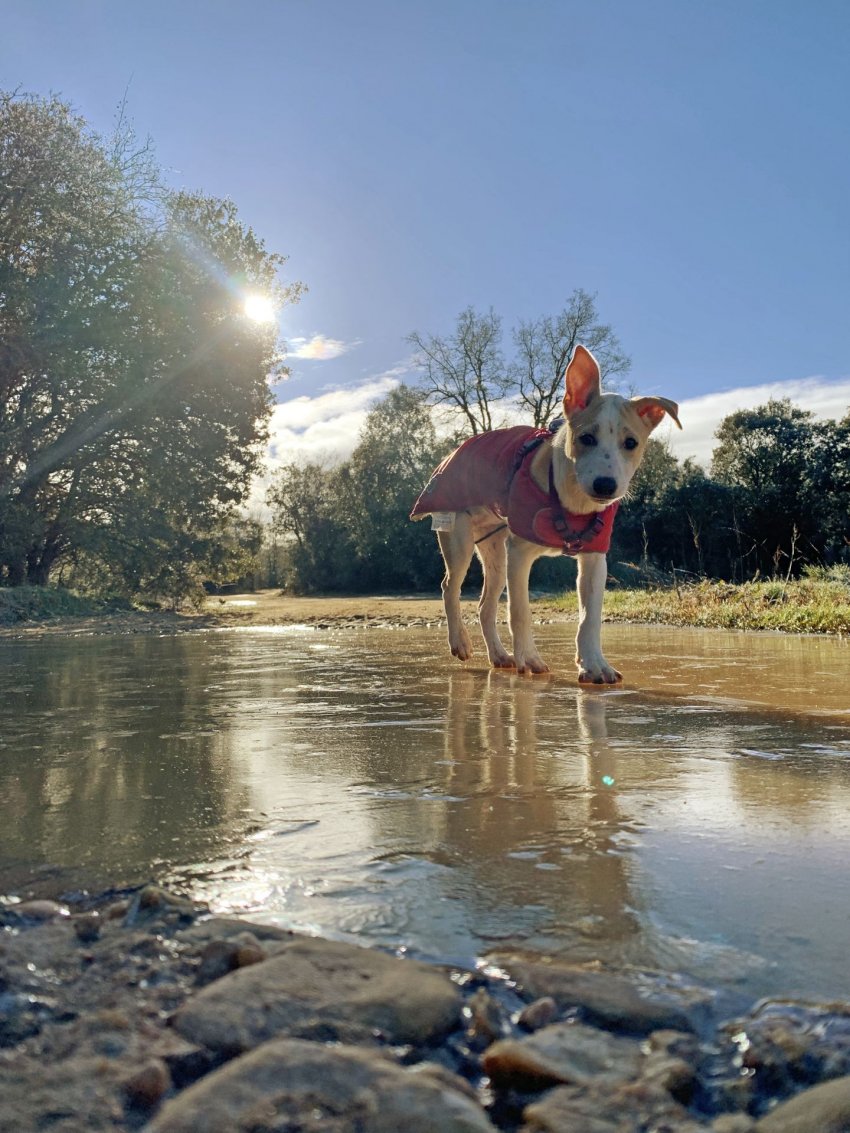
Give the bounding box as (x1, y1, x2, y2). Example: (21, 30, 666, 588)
(493, 956, 710, 1035)
(143, 1037, 497, 1133)
(520, 1080, 706, 1133)
(172, 935, 462, 1054)
(482, 1021, 643, 1089)
(724, 998, 850, 1097)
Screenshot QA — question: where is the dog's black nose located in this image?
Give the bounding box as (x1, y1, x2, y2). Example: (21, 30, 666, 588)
(592, 476, 618, 498)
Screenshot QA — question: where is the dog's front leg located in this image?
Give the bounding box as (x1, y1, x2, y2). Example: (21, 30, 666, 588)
(507, 537, 548, 674)
(575, 552, 622, 684)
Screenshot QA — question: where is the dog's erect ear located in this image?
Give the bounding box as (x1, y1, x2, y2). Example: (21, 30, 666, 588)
(563, 345, 602, 417)
(631, 396, 682, 432)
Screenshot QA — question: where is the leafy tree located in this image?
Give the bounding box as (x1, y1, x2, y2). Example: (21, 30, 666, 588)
(611, 439, 682, 568)
(0, 90, 300, 597)
(710, 400, 824, 575)
(812, 411, 850, 564)
(268, 462, 355, 593)
(269, 386, 449, 593)
(342, 385, 448, 590)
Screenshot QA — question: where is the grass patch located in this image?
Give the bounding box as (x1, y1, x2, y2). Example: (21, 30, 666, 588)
(545, 572, 850, 635)
(0, 586, 131, 626)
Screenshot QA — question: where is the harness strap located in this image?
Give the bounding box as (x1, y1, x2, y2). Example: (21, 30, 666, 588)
(474, 523, 508, 546)
(548, 465, 606, 554)
(512, 433, 547, 471)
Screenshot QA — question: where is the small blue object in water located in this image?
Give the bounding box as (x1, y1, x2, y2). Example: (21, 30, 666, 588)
(601, 775, 615, 787)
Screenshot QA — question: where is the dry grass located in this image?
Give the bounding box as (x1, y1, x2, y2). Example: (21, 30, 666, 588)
(548, 569, 850, 635)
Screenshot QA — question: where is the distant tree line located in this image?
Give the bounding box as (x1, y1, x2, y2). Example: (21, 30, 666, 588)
(270, 385, 850, 594)
(0, 90, 299, 604)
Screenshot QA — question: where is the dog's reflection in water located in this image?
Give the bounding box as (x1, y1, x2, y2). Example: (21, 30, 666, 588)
(439, 671, 642, 953)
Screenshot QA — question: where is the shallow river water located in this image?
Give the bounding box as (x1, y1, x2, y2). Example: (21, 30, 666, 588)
(2, 622, 849, 1014)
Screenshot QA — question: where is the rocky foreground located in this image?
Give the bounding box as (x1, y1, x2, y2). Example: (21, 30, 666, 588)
(2, 886, 850, 1132)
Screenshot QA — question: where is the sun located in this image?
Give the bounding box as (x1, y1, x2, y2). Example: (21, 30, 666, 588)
(243, 293, 277, 324)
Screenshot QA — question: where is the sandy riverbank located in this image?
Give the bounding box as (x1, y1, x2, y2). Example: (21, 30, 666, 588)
(0, 589, 550, 638)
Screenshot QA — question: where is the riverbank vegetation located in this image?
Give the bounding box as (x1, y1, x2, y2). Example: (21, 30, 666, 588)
(549, 569, 850, 635)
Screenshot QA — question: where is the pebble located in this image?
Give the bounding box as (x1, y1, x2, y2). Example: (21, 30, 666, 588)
(466, 987, 503, 1047)
(122, 1058, 171, 1108)
(73, 913, 101, 943)
(15, 900, 69, 922)
(195, 934, 266, 984)
(517, 995, 559, 1031)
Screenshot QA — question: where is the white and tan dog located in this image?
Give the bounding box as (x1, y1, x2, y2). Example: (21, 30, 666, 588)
(411, 345, 681, 683)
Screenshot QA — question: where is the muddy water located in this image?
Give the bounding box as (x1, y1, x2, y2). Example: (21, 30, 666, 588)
(1, 623, 848, 1011)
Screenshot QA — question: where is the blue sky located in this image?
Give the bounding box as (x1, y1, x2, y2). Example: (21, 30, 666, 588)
(4, 0, 849, 471)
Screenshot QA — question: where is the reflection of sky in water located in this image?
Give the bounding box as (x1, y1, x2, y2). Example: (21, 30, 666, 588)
(0, 624, 848, 1010)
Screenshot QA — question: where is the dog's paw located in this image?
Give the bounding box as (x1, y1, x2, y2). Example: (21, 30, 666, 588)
(516, 654, 550, 675)
(450, 626, 474, 662)
(489, 643, 516, 666)
(578, 661, 622, 685)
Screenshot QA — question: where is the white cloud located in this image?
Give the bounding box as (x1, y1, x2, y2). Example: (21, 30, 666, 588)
(269, 376, 401, 462)
(665, 375, 850, 469)
(243, 375, 403, 515)
(286, 334, 359, 361)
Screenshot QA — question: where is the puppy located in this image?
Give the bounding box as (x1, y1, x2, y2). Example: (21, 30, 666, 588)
(411, 345, 681, 682)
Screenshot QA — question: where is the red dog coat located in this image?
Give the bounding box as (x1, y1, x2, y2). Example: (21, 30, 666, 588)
(410, 426, 618, 555)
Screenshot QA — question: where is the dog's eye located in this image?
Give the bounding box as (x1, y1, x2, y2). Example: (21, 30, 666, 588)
(623, 436, 639, 451)
(578, 433, 597, 447)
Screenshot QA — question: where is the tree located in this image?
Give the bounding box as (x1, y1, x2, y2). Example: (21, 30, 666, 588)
(342, 385, 448, 590)
(268, 386, 449, 593)
(710, 400, 825, 575)
(0, 91, 300, 595)
(811, 411, 850, 564)
(267, 462, 355, 593)
(511, 290, 631, 426)
(408, 292, 630, 433)
(406, 307, 507, 434)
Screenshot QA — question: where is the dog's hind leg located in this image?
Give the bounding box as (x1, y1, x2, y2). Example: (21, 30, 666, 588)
(475, 526, 515, 668)
(438, 514, 475, 661)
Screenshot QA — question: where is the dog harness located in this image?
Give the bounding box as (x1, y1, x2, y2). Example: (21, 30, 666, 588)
(410, 425, 619, 556)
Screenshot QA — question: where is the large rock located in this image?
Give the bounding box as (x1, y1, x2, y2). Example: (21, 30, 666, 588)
(755, 1074, 850, 1132)
(482, 1022, 643, 1089)
(493, 956, 708, 1035)
(172, 936, 462, 1054)
(520, 1081, 707, 1133)
(143, 1038, 496, 1133)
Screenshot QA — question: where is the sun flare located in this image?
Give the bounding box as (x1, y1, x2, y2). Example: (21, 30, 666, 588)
(243, 293, 277, 324)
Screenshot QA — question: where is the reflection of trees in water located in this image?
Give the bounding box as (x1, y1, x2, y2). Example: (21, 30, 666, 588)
(0, 636, 249, 884)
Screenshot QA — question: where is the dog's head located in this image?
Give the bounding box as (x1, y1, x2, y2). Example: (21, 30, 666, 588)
(556, 345, 682, 509)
